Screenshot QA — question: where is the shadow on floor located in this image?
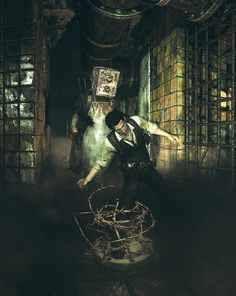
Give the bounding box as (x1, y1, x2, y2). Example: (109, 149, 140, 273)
(0, 168, 236, 296)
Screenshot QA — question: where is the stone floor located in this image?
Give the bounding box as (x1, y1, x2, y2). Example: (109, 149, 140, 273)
(0, 168, 236, 296)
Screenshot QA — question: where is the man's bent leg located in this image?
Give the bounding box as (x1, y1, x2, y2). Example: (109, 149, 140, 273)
(118, 169, 139, 210)
(143, 167, 176, 213)
(144, 167, 167, 194)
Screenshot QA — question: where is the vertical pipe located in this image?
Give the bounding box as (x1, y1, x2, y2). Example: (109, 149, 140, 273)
(194, 26, 199, 181)
(1, 0, 5, 184)
(215, 9, 221, 186)
(231, 9, 235, 195)
(216, 9, 221, 147)
(184, 26, 189, 181)
(205, 24, 209, 146)
(17, 0, 20, 184)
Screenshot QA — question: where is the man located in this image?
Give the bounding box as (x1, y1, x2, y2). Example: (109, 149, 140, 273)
(78, 110, 179, 209)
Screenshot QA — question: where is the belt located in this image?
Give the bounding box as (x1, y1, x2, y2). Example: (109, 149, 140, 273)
(121, 161, 154, 169)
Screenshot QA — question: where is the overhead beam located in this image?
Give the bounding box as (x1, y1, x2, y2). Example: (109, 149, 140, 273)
(43, 9, 76, 18)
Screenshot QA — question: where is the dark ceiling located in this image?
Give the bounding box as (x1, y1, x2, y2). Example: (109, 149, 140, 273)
(44, 0, 227, 108)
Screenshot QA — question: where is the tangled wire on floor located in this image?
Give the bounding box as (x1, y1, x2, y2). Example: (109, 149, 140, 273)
(74, 185, 157, 260)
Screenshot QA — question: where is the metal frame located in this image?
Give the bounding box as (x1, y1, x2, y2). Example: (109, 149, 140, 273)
(185, 3, 236, 195)
(0, 0, 42, 184)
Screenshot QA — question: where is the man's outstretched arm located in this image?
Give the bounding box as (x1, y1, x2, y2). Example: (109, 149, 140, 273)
(132, 115, 180, 144)
(154, 126, 179, 143)
(77, 166, 100, 188)
(77, 138, 116, 188)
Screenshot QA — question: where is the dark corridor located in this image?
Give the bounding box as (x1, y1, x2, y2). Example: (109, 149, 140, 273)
(1, 0, 236, 295)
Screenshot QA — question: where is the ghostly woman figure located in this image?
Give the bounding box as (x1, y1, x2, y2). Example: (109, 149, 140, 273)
(69, 94, 115, 179)
(68, 93, 94, 174)
(81, 100, 114, 179)
(69, 66, 120, 178)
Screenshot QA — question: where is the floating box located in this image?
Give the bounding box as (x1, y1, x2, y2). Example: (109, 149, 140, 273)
(92, 67, 120, 98)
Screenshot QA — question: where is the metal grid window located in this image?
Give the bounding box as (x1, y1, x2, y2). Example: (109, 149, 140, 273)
(0, 0, 43, 184)
(185, 4, 236, 194)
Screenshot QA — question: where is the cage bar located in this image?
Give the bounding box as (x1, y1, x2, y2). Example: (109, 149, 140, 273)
(185, 3, 236, 195)
(0, 0, 45, 185)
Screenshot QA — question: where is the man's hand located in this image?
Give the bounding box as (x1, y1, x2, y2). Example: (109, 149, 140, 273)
(77, 167, 99, 189)
(168, 135, 180, 144)
(77, 178, 89, 189)
(69, 131, 78, 141)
